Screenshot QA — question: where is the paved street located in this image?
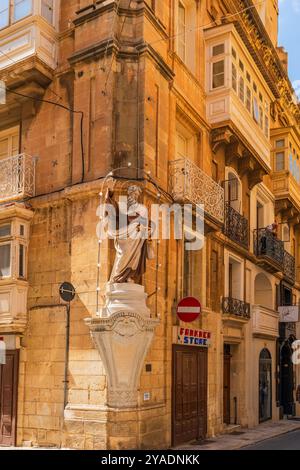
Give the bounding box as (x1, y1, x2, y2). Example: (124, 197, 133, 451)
(243, 429, 300, 450)
(175, 419, 300, 450)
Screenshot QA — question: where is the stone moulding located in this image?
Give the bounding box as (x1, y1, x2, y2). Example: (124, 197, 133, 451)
(85, 286, 159, 408)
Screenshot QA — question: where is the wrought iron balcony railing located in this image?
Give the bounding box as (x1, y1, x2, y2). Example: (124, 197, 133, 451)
(283, 250, 296, 284)
(169, 157, 224, 223)
(222, 297, 251, 320)
(254, 228, 284, 269)
(223, 203, 249, 248)
(0, 154, 36, 203)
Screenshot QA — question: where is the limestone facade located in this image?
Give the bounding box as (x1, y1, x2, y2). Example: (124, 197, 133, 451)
(0, 0, 300, 449)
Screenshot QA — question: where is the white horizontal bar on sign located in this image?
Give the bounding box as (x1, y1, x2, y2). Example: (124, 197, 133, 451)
(177, 307, 201, 313)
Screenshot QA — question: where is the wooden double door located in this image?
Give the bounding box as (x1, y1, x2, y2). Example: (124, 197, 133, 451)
(0, 350, 19, 446)
(172, 345, 208, 446)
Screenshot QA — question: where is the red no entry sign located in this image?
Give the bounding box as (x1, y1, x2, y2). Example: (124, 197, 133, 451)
(177, 297, 201, 323)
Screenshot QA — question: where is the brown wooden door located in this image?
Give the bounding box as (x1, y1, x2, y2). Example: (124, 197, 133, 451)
(223, 346, 231, 425)
(0, 350, 19, 446)
(172, 345, 207, 446)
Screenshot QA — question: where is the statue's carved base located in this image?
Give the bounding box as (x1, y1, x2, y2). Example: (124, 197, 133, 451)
(85, 283, 159, 409)
(99, 283, 151, 317)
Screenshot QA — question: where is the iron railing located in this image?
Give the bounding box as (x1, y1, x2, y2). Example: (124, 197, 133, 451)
(169, 157, 224, 223)
(254, 228, 284, 268)
(283, 250, 296, 283)
(0, 153, 35, 203)
(222, 297, 251, 319)
(223, 203, 249, 248)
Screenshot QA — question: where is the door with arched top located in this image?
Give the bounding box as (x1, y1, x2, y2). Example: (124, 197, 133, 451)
(259, 348, 272, 423)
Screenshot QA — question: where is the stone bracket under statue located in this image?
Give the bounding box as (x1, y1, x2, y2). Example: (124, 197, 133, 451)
(85, 283, 159, 408)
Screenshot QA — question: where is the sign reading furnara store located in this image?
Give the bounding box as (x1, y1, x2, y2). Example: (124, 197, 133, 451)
(173, 326, 212, 347)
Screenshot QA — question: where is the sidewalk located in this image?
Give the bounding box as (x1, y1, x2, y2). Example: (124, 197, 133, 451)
(175, 418, 300, 450)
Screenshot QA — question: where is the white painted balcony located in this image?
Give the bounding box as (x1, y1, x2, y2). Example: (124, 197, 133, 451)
(0, 1, 58, 78)
(169, 157, 224, 224)
(0, 154, 36, 203)
(252, 305, 279, 339)
(204, 24, 271, 170)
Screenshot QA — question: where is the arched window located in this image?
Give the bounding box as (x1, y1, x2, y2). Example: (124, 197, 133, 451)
(225, 169, 242, 214)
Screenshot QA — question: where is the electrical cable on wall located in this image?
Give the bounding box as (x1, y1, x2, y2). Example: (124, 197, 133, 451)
(4, 87, 85, 183)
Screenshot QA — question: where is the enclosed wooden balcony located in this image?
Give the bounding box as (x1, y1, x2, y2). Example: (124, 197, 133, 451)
(0, 203, 33, 334)
(0, 153, 36, 203)
(0, 1, 58, 116)
(271, 129, 300, 220)
(168, 157, 224, 225)
(204, 24, 271, 184)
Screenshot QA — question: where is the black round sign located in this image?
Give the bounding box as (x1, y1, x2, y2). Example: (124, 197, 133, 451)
(59, 282, 76, 302)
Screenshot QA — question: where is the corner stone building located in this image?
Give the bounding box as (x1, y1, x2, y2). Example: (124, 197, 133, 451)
(0, 0, 300, 449)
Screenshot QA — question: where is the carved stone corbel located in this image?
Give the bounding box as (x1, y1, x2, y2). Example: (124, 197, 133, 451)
(248, 169, 265, 189)
(211, 127, 234, 153)
(225, 140, 245, 166)
(275, 199, 291, 216)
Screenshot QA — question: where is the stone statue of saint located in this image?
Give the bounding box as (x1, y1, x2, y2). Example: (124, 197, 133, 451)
(104, 185, 154, 284)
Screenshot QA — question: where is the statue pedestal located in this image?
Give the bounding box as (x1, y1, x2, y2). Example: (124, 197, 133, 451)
(100, 283, 151, 318)
(85, 283, 159, 408)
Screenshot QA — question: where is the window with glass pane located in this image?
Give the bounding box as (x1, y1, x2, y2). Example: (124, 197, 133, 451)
(0, 131, 19, 159)
(276, 139, 285, 148)
(275, 152, 285, 171)
(19, 244, 26, 278)
(13, 0, 32, 22)
(253, 96, 259, 122)
(259, 106, 263, 129)
(265, 115, 269, 138)
(42, 0, 54, 24)
(212, 44, 224, 57)
(212, 60, 224, 88)
(0, 0, 9, 29)
(0, 224, 11, 238)
(178, 2, 186, 61)
(239, 77, 244, 102)
(0, 243, 11, 277)
(246, 87, 251, 112)
(232, 63, 237, 92)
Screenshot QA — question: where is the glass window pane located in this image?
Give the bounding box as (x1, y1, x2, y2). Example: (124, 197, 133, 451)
(253, 97, 259, 122)
(212, 60, 224, 88)
(239, 77, 245, 103)
(19, 244, 25, 278)
(275, 152, 284, 171)
(41, 0, 54, 24)
(13, 0, 32, 22)
(0, 224, 11, 237)
(0, 244, 11, 277)
(246, 87, 251, 112)
(0, 0, 9, 29)
(232, 64, 237, 92)
(276, 139, 285, 148)
(212, 44, 224, 56)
